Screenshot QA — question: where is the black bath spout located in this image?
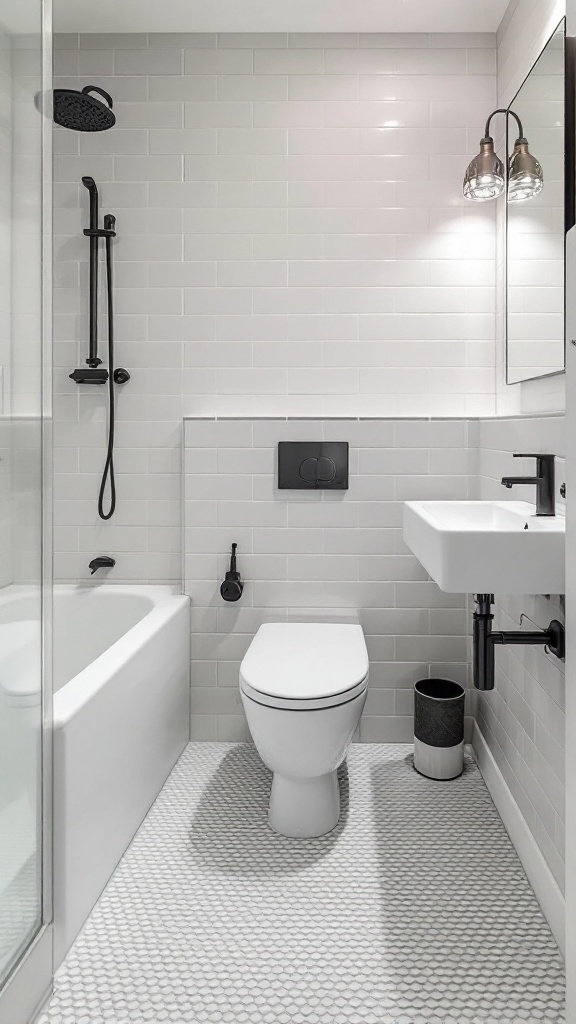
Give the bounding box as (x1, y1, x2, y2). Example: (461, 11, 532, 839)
(88, 556, 115, 575)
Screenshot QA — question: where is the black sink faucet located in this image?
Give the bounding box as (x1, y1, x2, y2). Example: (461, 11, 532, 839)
(501, 453, 555, 516)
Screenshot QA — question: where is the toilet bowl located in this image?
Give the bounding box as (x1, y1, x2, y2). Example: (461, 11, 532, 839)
(240, 622, 369, 838)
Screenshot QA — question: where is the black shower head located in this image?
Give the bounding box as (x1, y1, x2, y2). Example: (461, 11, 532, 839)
(82, 175, 98, 195)
(53, 85, 115, 132)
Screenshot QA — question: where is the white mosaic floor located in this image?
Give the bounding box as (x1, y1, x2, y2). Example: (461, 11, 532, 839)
(38, 743, 565, 1024)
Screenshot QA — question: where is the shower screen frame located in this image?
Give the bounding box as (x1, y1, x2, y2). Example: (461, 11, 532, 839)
(0, 0, 53, 1019)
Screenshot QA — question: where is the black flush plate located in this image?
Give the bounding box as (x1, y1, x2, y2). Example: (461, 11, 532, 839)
(278, 441, 349, 490)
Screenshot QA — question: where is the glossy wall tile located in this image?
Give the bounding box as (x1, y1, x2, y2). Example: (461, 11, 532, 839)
(52, 31, 497, 583)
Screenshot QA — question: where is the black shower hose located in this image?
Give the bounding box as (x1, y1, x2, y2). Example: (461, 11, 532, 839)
(98, 232, 116, 520)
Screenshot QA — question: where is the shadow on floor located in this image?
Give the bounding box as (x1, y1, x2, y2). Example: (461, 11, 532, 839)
(188, 743, 349, 877)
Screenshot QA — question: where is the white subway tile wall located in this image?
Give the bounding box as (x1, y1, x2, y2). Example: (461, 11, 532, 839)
(52, 32, 498, 582)
(475, 413, 565, 889)
(51, 33, 565, 888)
(495, 0, 566, 416)
(184, 416, 476, 744)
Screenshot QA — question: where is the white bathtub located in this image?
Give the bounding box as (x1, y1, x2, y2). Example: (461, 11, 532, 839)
(52, 585, 190, 967)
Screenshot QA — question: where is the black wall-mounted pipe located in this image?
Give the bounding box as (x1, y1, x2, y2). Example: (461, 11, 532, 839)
(473, 594, 565, 690)
(71, 179, 130, 520)
(473, 594, 496, 691)
(82, 176, 101, 368)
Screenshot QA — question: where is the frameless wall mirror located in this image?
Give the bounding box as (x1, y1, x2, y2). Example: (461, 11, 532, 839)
(506, 19, 575, 384)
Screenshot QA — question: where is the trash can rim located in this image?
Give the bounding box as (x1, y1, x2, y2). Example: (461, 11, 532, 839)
(414, 678, 465, 701)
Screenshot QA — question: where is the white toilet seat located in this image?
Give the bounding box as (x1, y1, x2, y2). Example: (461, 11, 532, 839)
(240, 675, 368, 711)
(240, 622, 369, 711)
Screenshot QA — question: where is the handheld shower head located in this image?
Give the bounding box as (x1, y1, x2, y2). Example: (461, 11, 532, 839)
(82, 175, 98, 195)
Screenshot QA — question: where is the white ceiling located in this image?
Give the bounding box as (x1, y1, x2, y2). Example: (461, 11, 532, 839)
(54, 0, 511, 35)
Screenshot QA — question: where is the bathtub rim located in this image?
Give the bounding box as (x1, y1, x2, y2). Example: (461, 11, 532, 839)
(53, 584, 189, 730)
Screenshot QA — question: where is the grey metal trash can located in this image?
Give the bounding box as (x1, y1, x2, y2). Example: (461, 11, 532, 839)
(413, 678, 465, 780)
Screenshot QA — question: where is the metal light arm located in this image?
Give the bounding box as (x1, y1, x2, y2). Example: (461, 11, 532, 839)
(483, 108, 524, 141)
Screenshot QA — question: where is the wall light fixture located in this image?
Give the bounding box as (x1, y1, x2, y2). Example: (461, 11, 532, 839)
(463, 108, 543, 203)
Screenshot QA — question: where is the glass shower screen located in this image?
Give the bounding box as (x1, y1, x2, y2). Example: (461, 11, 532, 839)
(0, 0, 47, 990)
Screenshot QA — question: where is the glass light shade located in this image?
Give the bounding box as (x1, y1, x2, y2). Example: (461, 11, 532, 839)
(463, 137, 505, 202)
(507, 139, 544, 202)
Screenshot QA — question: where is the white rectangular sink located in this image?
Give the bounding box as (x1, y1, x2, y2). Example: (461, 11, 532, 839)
(403, 500, 565, 595)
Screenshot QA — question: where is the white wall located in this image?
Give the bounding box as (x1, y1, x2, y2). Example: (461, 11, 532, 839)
(498, 0, 565, 103)
(482, 0, 569, 901)
(496, 0, 567, 415)
(184, 415, 474, 742)
(474, 413, 566, 890)
(506, 30, 565, 382)
(52, 31, 497, 582)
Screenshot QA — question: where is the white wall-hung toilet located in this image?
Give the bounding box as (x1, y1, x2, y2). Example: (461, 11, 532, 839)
(240, 622, 369, 839)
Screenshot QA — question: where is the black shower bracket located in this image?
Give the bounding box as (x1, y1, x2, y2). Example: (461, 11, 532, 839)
(473, 594, 565, 691)
(82, 213, 117, 365)
(83, 225, 116, 238)
(69, 367, 108, 385)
